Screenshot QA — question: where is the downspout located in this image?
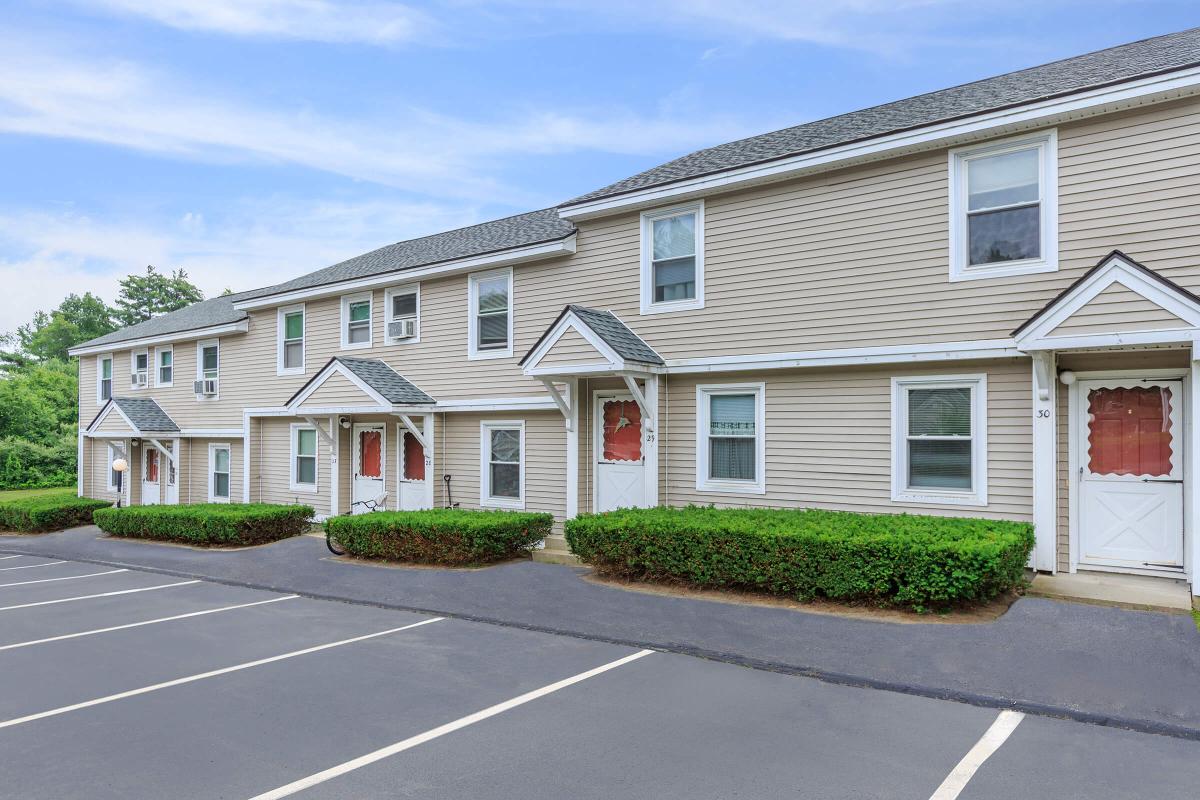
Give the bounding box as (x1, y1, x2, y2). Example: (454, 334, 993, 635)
(663, 372, 669, 508)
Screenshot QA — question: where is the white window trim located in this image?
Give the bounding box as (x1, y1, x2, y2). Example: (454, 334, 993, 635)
(467, 268, 514, 360)
(890, 373, 988, 506)
(131, 349, 149, 391)
(384, 284, 421, 345)
(195, 339, 220, 400)
(208, 443, 231, 503)
(948, 130, 1058, 282)
(340, 291, 373, 350)
(96, 354, 113, 404)
(480, 420, 524, 508)
(695, 382, 766, 494)
(276, 303, 306, 376)
(289, 423, 320, 493)
(154, 345, 173, 388)
(640, 200, 705, 315)
(106, 442, 122, 491)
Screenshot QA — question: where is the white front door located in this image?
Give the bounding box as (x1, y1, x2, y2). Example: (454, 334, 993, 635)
(594, 393, 646, 512)
(351, 424, 386, 514)
(1077, 379, 1185, 572)
(141, 447, 161, 506)
(397, 427, 432, 510)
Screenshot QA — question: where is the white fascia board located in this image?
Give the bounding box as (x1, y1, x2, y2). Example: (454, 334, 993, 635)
(179, 428, 245, 437)
(434, 396, 558, 412)
(1019, 330, 1200, 352)
(233, 236, 577, 311)
(665, 339, 1022, 374)
(68, 320, 249, 357)
(558, 67, 1200, 220)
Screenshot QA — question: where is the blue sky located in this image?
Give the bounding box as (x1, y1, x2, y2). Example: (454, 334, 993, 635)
(2, 1, 1197, 328)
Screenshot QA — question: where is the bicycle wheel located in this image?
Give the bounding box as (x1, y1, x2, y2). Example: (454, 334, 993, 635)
(326, 530, 345, 556)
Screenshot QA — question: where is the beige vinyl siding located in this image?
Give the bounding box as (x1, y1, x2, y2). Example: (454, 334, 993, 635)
(658, 361, 1032, 520)
(1048, 283, 1187, 337)
(299, 372, 379, 408)
(253, 417, 332, 516)
(185, 438, 241, 504)
(83, 437, 125, 503)
(537, 328, 609, 368)
(93, 409, 135, 435)
(1053, 349, 1190, 571)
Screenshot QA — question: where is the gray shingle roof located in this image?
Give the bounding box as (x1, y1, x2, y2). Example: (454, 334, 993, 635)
(333, 357, 435, 404)
(563, 27, 1200, 207)
(75, 293, 249, 350)
(111, 397, 180, 433)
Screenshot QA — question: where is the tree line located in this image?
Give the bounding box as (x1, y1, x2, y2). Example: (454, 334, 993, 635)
(0, 267, 208, 489)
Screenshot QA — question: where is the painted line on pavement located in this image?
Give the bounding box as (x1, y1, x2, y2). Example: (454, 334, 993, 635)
(0, 569, 126, 588)
(247, 648, 656, 800)
(0, 555, 25, 560)
(0, 595, 299, 652)
(0, 580, 201, 612)
(0, 616, 444, 730)
(0, 560, 67, 572)
(929, 710, 1024, 800)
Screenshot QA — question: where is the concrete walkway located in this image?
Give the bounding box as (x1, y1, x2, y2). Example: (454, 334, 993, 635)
(3, 526, 1199, 739)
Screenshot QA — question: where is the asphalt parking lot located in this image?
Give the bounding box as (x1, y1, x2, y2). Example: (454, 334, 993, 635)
(1, 554, 1197, 800)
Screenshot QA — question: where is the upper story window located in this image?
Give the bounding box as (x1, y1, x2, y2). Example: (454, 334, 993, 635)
(696, 383, 766, 494)
(97, 354, 113, 402)
(131, 350, 148, 389)
(385, 284, 420, 344)
(949, 131, 1058, 281)
(891, 374, 988, 506)
(468, 268, 513, 360)
(341, 292, 373, 349)
(640, 201, 704, 314)
(155, 346, 173, 387)
(278, 304, 305, 375)
(195, 339, 219, 398)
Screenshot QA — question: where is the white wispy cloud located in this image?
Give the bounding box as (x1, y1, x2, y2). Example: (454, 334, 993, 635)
(80, 0, 433, 44)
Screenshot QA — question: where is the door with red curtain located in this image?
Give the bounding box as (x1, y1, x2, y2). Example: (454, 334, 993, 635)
(594, 393, 646, 512)
(351, 424, 385, 514)
(398, 424, 432, 511)
(1077, 380, 1183, 571)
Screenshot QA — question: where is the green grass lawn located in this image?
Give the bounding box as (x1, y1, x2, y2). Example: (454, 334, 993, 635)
(0, 486, 76, 501)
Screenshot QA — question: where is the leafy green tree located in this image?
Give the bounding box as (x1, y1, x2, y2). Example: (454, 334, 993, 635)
(0, 359, 78, 489)
(112, 266, 204, 327)
(2, 293, 115, 365)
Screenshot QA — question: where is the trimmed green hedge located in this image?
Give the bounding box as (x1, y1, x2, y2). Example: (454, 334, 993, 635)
(565, 506, 1034, 610)
(325, 509, 553, 565)
(93, 503, 314, 546)
(0, 490, 111, 533)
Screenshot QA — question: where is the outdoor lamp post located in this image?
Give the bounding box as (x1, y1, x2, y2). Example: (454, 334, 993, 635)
(112, 457, 128, 508)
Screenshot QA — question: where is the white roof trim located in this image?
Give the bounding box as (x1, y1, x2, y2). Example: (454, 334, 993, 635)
(559, 66, 1200, 220)
(665, 339, 1021, 374)
(69, 320, 249, 357)
(234, 235, 577, 311)
(1015, 252, 1200, 352)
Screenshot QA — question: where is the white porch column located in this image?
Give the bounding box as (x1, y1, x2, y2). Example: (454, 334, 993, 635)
(566, 379, 579, 518)
(242, 412, 251, 503)
(1031, 352, 1057, 573)
(644, 375, 659, 507)
(329, 414, 340, 517)
(1190, 359, 1200, 596)
(423, 413, 436, 511)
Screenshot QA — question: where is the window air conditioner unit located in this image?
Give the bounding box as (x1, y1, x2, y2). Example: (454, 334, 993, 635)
(388, 318, 416, 340)
(131, 373, 147, 387)
(193, 379, 218, 396)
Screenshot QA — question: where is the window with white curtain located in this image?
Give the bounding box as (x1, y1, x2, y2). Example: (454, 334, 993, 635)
(209, 444, 231, 501)
(468, 269, 513, 359)
(891, 375, 988, 505)
(696, 383, 765, 493)
(480, 421, 523, 507)
(641, 202, 704, 314)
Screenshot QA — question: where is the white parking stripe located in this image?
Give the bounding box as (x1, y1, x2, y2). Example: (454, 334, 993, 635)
(0, 555, 24, 560)
(0, 595, 300, 652)
(929, 710, 1024, 800)
(247, 649, 656, 800)
(0, 569, 126, 588)
(0, 580, 201, 612)
(0, 560, 67, 572)
(0, 617, 444, 730)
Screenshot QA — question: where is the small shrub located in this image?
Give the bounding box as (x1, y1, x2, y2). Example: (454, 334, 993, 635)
(0, 489, 111, 533)
(326, 508, 553, 566)
(93, 503, 313, 546)
(565, 506, 1034, 610)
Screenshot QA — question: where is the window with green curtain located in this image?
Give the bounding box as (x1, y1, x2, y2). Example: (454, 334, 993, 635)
(295, 429, 317, 485)
(906, 387, 972, 490)
(347, 300, 370, 344)
(283, 310, 304, 369)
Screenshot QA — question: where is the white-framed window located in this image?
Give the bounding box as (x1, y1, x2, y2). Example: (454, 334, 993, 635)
(107, 443, 123, 491)
(289, 423, 319, 493)
(155, 346, 173, 387)
(640, 201, 704, 314)
(384, 284, 420, 344)
(277, 303, 306, 375)
(131, 349, 148, 390)
(696, 383, 766, 494)
(195, 339, 219, 399)
(480, 420, 524, 508)
(949, 130, 1058, 281)
(97, 354, 113, 403)
(341, 291, 373, 349)
(891, 374, 988, 506)
(208, 443, 231, 502)
(468, 268, 513, 359)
